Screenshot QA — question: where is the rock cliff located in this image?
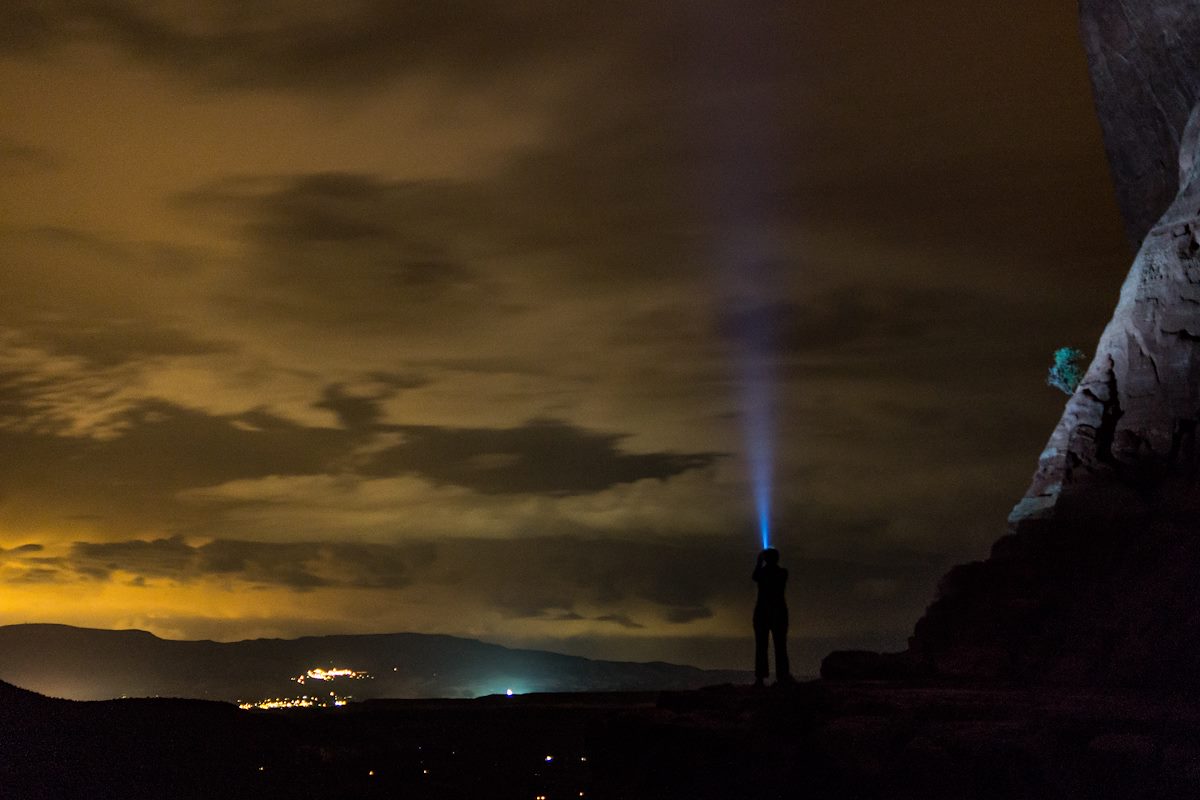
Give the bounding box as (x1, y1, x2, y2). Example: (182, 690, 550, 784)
(1080, 0, 1200, 248)
(1008, 100, 1200, 528)
(829, 3, 1200, 687)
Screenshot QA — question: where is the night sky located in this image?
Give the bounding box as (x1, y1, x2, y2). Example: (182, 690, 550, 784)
(0, 1, 1130, 673)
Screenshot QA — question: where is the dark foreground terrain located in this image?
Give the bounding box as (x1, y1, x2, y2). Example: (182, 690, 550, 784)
(3, 677, 1199, 800)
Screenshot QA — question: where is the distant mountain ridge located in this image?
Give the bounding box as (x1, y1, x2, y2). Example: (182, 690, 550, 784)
(0, 623, 747, 701)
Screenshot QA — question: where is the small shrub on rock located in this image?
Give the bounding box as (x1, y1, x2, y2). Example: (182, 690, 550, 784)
(1047, 347, 1086, 395)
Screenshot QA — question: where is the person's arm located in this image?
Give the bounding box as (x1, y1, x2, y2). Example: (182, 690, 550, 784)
(752, 551, 765, 581)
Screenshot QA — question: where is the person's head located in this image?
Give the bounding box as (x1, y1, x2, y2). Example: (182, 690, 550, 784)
(762, 547, 780, 566)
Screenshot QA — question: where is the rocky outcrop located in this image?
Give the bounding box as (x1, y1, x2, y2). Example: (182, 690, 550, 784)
(903, 99, 1200, 688)
(907, 516, 1200, 686)
(1080, 0, 1200, 248)
(1009, 100, 1200, 527)
(846, 7, 1200, 688)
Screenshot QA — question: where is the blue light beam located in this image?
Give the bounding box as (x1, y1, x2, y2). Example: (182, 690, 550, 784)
(719, 240, 780, 554)
(744, 352, 773, 550)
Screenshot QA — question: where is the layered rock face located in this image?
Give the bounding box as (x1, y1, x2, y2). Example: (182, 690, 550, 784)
(900, 111, 1200, 685)
(848, 6, 1200, 687)
(1010, 103, 1200, 527)
(1080, 0, 1200, 248)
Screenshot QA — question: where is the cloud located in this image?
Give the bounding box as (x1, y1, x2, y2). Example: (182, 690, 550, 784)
(69, 536, 194, 580)
(662, 605, 713, 624)
(423, 534, 945, 640)
(64, 536, 435, 591)
(0, 373, 723, 542)
(0, 139, 57, 176)
(31, 320, 230, 368)
(0, 392, 360, 532)
(177, 173, 494, 329)
(0, 0, 614, 91)
(418, 535, 742, 623)
(1, 525, 952, 672)
(593, 613, 644, 630)
(315, 380, 426, 432)
(0, 227, 226, 371)
(0, 0, 1138, 672)
(8, 568, 63, 584)
(0, 544, 61, 586)
(715, 290, 927, 357)
(714, 274, 1121, 376)
(367, 418, 720, 495)
(316, 384, 388, 431)
(109, 613, 389, 642)
(0, 543, 43, 555)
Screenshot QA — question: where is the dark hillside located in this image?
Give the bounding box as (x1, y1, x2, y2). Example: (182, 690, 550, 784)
(0, 623, 746, 701)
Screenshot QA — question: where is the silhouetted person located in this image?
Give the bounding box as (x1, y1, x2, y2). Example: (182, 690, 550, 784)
(752, 547, 792, 686)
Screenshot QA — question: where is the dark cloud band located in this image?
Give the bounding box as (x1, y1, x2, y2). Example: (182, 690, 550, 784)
(63, 536, 436, 591)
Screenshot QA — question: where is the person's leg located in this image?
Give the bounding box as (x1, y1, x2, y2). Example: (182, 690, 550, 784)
(773, 615, 791, 682)
(754, 622, 769, 683)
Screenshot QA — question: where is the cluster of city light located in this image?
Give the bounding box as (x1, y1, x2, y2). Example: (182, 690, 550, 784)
(238, 694, 350, 710)
(294, 667, 370, 684)
(239, 697, 313, 710)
